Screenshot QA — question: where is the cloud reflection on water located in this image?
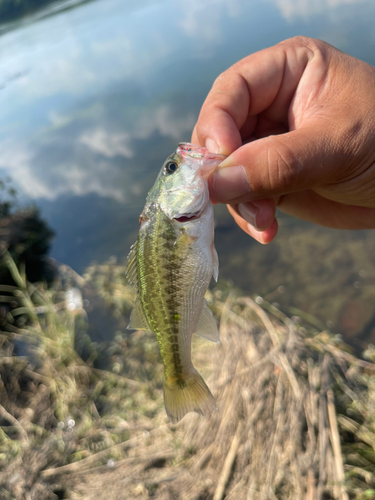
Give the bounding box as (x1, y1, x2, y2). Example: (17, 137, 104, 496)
(269, 0, 367, 20)
(79, 128, 133, 159)
(178, 0, 242, 43)
(0, 103, 196, 202)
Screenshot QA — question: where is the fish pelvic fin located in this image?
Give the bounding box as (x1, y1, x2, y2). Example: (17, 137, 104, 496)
(163, 370, 217, 424)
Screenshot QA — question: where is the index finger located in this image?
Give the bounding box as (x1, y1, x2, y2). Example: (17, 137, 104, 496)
(192, 37, 312, 155)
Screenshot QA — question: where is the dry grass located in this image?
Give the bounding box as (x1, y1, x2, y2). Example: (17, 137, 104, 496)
(1, 257, 375, 499)
(66, 292, 375, 500)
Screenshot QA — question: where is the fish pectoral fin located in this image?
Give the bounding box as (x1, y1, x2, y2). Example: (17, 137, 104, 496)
(212, 244, 219, 282)
(127, 298, 151, 331)
(125, 241, 139, 291)
(195, 301, 220, 343)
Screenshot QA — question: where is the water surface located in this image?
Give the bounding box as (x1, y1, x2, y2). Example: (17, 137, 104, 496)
(1, 0, 375, 343)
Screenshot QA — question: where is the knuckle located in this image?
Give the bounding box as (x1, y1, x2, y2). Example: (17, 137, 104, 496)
(280, 35, 320, 50)
(212, 70, 229, 88)
(279, 36, 331, 61)
(284, 35, 312, 46)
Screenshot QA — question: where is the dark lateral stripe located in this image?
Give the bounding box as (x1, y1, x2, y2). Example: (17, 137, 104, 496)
(138, 211, 184, 377)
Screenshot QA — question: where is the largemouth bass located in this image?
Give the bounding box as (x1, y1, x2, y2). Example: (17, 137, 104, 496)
(126, 142, 225, 424)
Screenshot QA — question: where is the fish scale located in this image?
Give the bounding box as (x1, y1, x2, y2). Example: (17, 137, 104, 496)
(126, 142, 225, 423)
(139, 211, 185, 380)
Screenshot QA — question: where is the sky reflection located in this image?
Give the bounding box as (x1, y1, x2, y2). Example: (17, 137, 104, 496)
(1, 0, 375, 337)
(2, 0, 375, 206)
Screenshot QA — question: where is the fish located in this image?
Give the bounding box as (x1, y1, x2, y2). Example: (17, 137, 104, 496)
(125, 142, 226, 424)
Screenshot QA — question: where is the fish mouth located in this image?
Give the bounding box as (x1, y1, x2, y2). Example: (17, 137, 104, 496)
(173, 211, 202, 223)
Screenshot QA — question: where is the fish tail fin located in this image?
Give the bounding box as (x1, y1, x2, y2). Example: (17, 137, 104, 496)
(163, 370, 217, 424)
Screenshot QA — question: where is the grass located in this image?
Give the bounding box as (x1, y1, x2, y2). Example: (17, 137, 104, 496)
(1, 255, 375, 499)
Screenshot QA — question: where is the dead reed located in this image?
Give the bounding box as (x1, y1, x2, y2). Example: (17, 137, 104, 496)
(1, 257, 375, 499)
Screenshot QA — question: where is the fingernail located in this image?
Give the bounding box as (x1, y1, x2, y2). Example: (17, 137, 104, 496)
(211, 165, 251, 202)
(238, 203, 258, 228)
(246, 224, 264, 243)
(205, 138, 219, 154)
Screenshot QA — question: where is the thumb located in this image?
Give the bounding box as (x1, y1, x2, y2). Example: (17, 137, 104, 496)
(208, 125, 343, 204)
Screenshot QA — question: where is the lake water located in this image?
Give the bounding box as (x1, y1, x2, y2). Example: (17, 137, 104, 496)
(1, 0, 375, 345)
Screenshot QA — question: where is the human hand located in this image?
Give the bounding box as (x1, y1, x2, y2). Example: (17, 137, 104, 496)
(192, 36, 375, 243)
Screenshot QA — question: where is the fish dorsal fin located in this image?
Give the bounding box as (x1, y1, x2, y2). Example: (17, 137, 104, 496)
(125, 241, 138, 291)
(212, 245, 219, 282)
(127, 298, 151, 331)
(195, 300, 220, 343)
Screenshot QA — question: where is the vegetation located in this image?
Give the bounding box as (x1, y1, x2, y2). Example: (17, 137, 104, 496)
(0, 253, 163, 499)
(1, 255, 375, 499)
(0, 180, 54, 284)
(0, 0, 91, 25)
(0, 0, 58, 22)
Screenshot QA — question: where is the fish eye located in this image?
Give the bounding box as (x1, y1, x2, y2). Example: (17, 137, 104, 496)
(165, 161, 178, 175)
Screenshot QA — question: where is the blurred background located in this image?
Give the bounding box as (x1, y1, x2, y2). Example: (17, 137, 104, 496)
(2, 1, 375, 498)
(2, 0, 375, 346)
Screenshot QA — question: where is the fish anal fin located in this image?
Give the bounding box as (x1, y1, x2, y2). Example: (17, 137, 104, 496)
(125, 241, 139, 291)
(195, 301, 219, 343)
(212, 244, 219, 282)
(164, 370, 217, 424)
(127, 298, 151, 331)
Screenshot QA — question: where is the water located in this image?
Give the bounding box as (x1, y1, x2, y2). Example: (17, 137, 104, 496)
(1, 0, 375, 344)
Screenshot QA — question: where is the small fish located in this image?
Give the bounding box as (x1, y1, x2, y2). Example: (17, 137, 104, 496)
(126, 142, 225, 423)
